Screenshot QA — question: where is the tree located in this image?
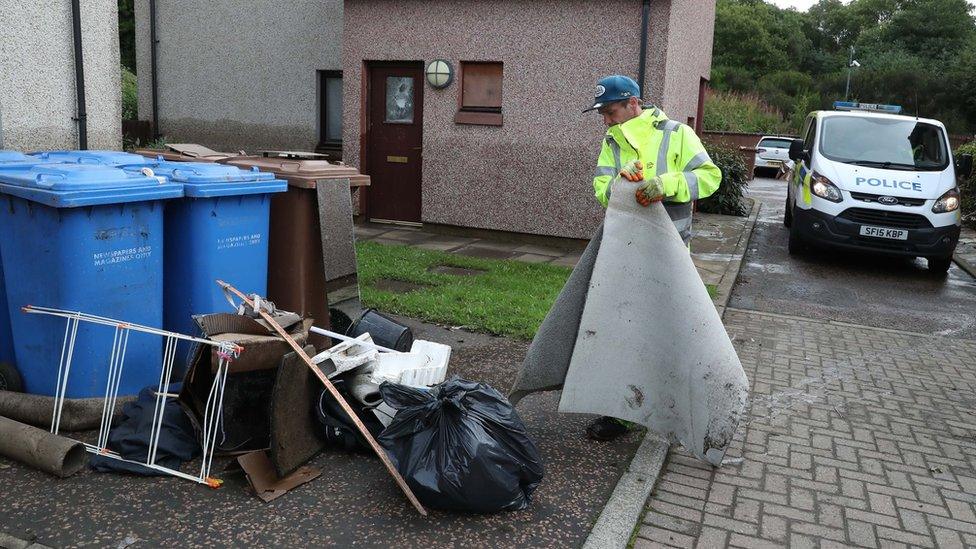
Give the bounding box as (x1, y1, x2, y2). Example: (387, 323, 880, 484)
(709, 0, 976, 133)
(118, 0, 136, 72)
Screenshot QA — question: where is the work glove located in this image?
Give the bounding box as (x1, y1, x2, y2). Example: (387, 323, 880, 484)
(619, 160, 643, 182)
(635, 176, 665, 207)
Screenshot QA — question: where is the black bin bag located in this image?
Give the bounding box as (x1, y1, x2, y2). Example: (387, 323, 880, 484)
(377, 378, 545, 513)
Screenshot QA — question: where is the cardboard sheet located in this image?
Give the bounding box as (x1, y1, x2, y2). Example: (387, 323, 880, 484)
(238, 450, 321, 503)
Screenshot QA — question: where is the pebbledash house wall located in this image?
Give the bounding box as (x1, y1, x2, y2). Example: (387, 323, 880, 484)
(0, 0, 121, 150)
(134, 0, 342, 152)
(343, 0, 715, 240)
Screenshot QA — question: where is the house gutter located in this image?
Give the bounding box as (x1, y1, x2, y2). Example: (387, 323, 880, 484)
(70, 0, 88, 149)
(637, 0, 650, 98)
(149, 0, 160, 139)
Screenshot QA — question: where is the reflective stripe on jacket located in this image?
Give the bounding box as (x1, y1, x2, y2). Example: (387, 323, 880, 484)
(592, 108, 721, 243)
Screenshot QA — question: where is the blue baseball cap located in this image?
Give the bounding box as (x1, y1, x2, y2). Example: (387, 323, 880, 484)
(583, 75, 641, 113)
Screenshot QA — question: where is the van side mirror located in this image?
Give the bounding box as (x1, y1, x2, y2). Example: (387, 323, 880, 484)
(956, 153, 973, 179)
(788, 139, 808, 162)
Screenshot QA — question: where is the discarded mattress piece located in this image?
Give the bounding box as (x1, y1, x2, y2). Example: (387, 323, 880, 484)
(378, 379, 544, 513)
(0, 415, 87, 477)
(510, 179, 749, 466)
(90, 384, 200, 476)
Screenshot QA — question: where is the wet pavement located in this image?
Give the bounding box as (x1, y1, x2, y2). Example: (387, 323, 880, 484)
(0, 317, 640, 548)
(730, 177, 976, 338)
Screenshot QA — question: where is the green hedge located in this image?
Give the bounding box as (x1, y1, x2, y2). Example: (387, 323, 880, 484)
(697, 142, 750, 217)
(121, 65, 137, 120)
(703, 90, 794, 135)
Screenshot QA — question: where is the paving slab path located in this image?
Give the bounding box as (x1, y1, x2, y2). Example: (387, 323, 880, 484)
(638, 308, 976, 548)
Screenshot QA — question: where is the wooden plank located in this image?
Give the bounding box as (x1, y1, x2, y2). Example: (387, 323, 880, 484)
(217, 280, 428, 516)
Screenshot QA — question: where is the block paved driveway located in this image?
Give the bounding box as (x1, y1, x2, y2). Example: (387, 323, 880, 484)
(638, 308, 976, 548)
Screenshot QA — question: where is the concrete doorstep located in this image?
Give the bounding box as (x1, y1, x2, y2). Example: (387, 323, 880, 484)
(581, 201, 762, 549)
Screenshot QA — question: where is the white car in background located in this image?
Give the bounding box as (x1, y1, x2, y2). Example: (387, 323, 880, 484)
(754, 136, 793, 177)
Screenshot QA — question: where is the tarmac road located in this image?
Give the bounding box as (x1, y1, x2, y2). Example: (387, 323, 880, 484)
(729, 177, 976, 338)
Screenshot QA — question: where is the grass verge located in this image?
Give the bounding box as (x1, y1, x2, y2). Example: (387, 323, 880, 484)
(357, 241, 719, 340)
(357, 241, 572, 340)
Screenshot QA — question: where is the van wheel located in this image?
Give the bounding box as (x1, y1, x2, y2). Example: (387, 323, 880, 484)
(0, 362, 23, 392)
(927, 256, 952, 276)
(788, 219, 805, 256)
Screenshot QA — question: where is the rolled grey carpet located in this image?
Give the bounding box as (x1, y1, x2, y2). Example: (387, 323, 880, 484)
(0, 391, 133, 432)
(508, 223, 602, 405)
(558, 179, 749, 466)
(0, 415, 87, 477)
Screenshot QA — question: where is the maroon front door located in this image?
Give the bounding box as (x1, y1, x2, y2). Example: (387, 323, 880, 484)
(365, 62, 424, 223)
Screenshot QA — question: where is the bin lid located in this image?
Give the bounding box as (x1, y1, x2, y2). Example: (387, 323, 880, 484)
(30, 150, 149, 167)
(133, 148, 233, 163)
(220, 156, 368, 189)
(0, 150, 46, 169)
(0, 163, 182, 207)
(132, 161, 287, 198)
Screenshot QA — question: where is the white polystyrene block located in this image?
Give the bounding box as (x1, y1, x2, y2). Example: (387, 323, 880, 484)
(312, 333, 378, 378)
(366, 339, 452, 387)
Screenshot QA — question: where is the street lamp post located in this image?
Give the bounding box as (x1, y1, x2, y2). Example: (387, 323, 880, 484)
(844, 46, 860, 101)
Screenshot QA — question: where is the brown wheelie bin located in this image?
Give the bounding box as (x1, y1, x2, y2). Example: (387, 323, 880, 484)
(220, 152, 370, 349)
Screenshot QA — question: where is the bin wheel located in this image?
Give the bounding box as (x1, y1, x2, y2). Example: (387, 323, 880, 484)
(0, 362, 23, 392)
(927, 256, 952, 276)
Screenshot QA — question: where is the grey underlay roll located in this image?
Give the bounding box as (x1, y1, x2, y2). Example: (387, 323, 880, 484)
(0, 415, 87, 477)
(0, 391, 133, 432)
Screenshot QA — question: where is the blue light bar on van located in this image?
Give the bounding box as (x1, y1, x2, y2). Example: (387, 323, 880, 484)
(833, 101, 902, 114)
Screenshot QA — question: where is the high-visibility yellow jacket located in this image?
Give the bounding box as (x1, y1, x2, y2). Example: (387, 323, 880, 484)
(593, 108, 721, 243)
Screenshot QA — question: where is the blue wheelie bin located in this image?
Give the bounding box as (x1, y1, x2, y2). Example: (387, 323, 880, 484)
(0, 251, 17, 390)
(0, 163, 182, 397)
(0, 151, 52, 390)
(127, 161, 286, 368)
(29, 150, 149, 167)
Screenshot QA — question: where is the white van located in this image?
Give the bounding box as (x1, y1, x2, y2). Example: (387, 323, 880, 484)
(785, 102, 972, 274)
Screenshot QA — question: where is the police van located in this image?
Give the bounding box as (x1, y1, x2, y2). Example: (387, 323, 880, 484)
(785, 101, 972, 275)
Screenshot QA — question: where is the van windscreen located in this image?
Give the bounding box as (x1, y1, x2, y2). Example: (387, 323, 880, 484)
(819, 116, 948, 171)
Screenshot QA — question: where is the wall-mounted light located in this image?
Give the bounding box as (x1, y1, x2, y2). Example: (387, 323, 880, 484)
(425, 59, 453, 89)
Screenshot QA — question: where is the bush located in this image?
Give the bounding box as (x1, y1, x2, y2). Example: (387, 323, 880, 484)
(703, 89, 793, 134)
(956, 141, 976, 229)
(121, 65, 137, 120)
(698, 142, 750, 217)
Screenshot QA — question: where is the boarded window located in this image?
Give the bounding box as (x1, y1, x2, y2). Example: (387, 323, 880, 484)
(456, 62, 503, 126)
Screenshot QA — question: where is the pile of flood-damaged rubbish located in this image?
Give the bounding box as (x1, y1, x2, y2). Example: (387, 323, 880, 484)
(2, 292, 544, 515)
(0, 147, 544, 516)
